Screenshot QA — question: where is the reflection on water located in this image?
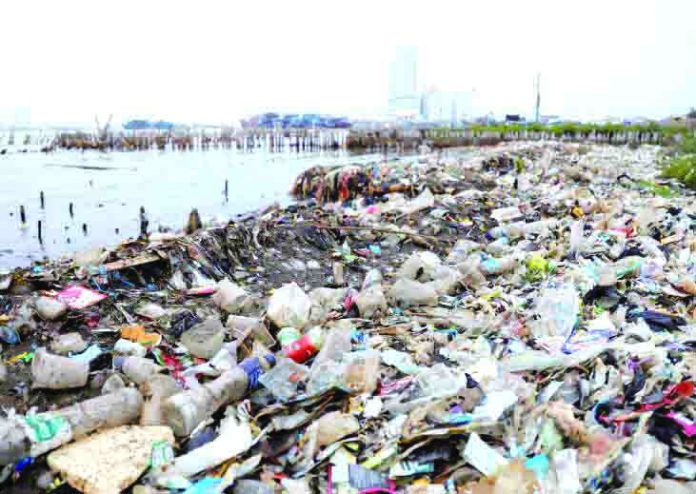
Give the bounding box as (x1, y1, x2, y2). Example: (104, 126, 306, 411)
(0, 148, 394, 268)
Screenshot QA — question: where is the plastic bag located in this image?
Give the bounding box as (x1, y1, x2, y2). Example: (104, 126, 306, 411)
(388, 279, 438, 308)
(356, 269, 387, 317)
(267, 282, 311, 328)
(529, 284, 579, 339)
(213, 279, 254, 314)
(35, 297, 68, 321)
(180, 318, 225, 359)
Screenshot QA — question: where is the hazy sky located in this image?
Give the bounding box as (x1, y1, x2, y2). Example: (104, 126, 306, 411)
(1, 0, 694, 125)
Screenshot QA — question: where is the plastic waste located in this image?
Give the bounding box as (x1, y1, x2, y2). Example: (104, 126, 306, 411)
(163, 354, 275, 436)
(120, 324, 162, 346)
(303, 411, 359, 457)
(32, 348, 89, 389)
(311, 321, 353, 368)
(479, 256, 517, 276)
(141, 374, 180, 426)
(135, 302, 167, 319)
(397, 251, 442, 281)
(225, 315, 275, 347)
(284, 326, 323, 363)
(356, 269, 387, 318)
(308, 287, 347, 324)
(342, 350, 380, 394)
(213, 279, 255, 314)
(529, 283, 579, 339)
(180, 317, 225, 359)
(114, 356, 163, 385)
(428, 265, 462, 295)
(401, 188, 435, 215)
(568, 220, 585, 256)
(161, 409, 252, 479)
(388, 278, 438, 308)
(101, 373, 125, 394)
(258, 357, 309, 401)
(446, 239, 480, 264)
(267, 282, 311, 328)
(35, 296, 67, 321)
(50, 332, 87, 355)
(181, 342, 238, 381)
(0, 388, 143, 465)
(277, 327, 301, 346)
(113, 338, 148, 357)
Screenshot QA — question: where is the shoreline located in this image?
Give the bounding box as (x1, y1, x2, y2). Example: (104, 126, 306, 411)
(1, 140, 694, 493)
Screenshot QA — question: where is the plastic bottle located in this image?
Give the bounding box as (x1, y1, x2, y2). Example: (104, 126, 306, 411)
(0, 388, 143, 465)
(180, 342, 238, 381)
(283, 327, 323, 363)
(32, 348, 89, 389)
(162, 354, 275, 437)
(159, 412, 253, 480)
(114, 356, 163, 385)
(141, 375, 181, 426)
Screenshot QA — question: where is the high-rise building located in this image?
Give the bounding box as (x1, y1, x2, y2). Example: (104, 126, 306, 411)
(388, 47, 421, 118)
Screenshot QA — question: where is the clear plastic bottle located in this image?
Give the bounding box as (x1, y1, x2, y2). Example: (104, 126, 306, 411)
(163, 354, 275, 436)
(0, 388, 143, 465)
(32, 348, 89, 390)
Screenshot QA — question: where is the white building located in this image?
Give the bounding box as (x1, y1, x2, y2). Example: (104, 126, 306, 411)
(388, 47, 421, 118)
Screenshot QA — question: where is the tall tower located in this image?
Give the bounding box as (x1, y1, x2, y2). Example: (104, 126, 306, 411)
(388, 47, 420, 118)
(534, 73, 541, 123)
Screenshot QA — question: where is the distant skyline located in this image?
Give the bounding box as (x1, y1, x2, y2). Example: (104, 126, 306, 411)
(1, 0, 695, 126)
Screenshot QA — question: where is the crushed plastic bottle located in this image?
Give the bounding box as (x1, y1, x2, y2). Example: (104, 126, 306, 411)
(163, 354, 275, 436)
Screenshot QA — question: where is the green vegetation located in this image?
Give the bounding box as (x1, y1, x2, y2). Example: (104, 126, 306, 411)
(636, 179, 676, 198)
(660, 135, 696, 189)
(465, 121, 672, 137)
(678, 135, 696, 154)
(661, 154, 696, 189)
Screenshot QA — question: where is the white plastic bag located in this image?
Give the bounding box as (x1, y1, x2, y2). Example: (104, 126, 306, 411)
(213, 279, 253, 314)
(267, 282, 312, 328)
(530, 283, 579, 339)
(388, 279, 438, 308)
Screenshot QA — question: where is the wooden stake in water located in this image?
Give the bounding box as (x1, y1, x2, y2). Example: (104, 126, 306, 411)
(40, 191, 45, 209)
(82, 223, 88, 235)
(38, 220, 43, 244)
(186, 208, 202, 234)
(69, 202, 74, 218)
(20, 205, 26, 224)
(224, 179, 229, 200)
(139, 207, 149, 237)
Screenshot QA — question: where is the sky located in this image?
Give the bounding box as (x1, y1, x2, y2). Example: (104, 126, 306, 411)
(0, 0, 695, 125)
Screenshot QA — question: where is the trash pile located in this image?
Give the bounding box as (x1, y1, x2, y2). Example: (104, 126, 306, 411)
(0, 141, 695, 494)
